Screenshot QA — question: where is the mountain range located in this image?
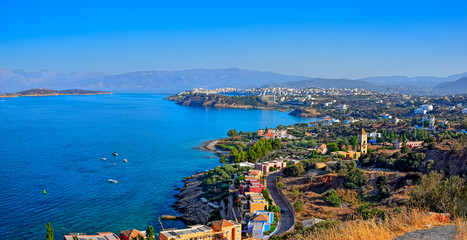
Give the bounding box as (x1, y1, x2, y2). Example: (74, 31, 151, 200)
(1, 67, 466, 95)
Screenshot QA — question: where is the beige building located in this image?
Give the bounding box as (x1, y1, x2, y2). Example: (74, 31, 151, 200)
(210, 219, 242, 240)
(159, 225, 214, 240)
(241, 192, 269, 215)
(358, 128, 368, 154)
(331, 151, 361, 160)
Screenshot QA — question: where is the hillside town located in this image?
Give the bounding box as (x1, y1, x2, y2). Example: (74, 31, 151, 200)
(60, 86, 467, 239)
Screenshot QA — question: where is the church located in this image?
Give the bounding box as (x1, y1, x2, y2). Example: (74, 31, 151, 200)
(331, 128, 368, 160)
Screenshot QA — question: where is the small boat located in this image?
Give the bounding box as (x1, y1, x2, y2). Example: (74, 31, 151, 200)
(109, 179, 119, 184)
(102, 157, 107, 161)
(112, 152, 118, 156)
(113, 163, 117, 166)
(123, 158, 128, 162)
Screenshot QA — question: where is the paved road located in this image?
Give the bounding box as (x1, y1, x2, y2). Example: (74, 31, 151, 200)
(266, 171, 295, 235)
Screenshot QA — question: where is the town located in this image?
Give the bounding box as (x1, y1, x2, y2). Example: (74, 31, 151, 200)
(57, 87, 467, 240)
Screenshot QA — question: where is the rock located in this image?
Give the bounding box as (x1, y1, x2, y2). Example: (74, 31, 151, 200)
(289, 108, 320, 117)
(394, 225, 457, 240)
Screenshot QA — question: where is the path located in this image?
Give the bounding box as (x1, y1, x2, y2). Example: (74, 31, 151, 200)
(266, 171, 295, 235)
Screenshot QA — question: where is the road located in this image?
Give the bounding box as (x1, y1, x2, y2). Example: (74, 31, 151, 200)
(266, 171, 295, 235)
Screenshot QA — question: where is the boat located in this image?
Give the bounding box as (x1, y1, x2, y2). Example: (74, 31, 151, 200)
(102, 157, 107, 161)
(112, 152, 118, 156)
(108, 179, 119, 184)
(123, 158, 128, 162)
(113, 163, 117, 166)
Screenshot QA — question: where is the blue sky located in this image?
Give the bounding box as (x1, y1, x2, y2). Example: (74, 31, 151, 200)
(1, 0, 466, 78)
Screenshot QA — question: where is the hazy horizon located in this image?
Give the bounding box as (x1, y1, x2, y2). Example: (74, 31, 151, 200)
(1, 1, 466, 79)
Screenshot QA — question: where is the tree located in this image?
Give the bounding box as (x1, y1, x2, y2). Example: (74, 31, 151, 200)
(220, 154, 227, 165)
(46, 222, 53, 240)
(402, 134, 407, 144)
(376, 176, 389, 199)
(351, 136, 358, 151)
(146, 226, 155, 240)
(229, 147, 238, 162)
(327, 142, 339, 152)
(227, 129, 238, 137)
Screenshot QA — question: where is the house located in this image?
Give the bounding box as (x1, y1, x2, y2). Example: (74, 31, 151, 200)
(314, 162, 326, 169)
(325, 161, 338, 172)
(421, 104, 434, 111)
(314, 144, 327, 154)
(240, 192, 269, 215)
(64, 232, 119, 240)
(159, 225, 214, 240)
(421, 115, 435, 127)
(391, 118, 401, 125)
(239, 179, 266, 194)
(260, 95, 276, 106)
(414, 108, 427, 114)
(210, 219, 242, 240)
(369, 131, 382, 138)
(381, 114, 392, 119)
(331, 151, 361, 160)
(245, 170, 263, 180)
(337, 104, 348, 110)
(120, 229, 146, 240)
(255, 159, 286, 174)
(395, 141, 424, 149)
(247, 211, 274, 238)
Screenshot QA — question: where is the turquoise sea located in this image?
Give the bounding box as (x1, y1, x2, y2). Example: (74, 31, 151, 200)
(0, 93, 314, 239)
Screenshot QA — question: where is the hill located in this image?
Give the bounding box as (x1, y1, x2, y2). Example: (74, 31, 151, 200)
(435, 77, 467, 94)
(71, 68, 306, 90)
(0, 88, 112, 97)
(266, 78, 383, 91)
(357, 73, 467, 87)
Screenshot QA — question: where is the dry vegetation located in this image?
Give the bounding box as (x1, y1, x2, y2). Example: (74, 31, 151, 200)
(286, 208, 467, 240)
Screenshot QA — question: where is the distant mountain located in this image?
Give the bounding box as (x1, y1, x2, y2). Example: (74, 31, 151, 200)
(357, 73, 467, 87)
(435, 77, 467, 94)
(0, 68, 105, 92)
(70, 68, 306, 90)
(266, 78, 383, 91)
(1, 67, 466, 95)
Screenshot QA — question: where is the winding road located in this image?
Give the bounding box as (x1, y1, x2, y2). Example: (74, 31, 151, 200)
(266, 171, 295, 235)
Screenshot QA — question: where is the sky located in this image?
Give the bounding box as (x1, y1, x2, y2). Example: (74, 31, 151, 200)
(0, 0, 466, 78)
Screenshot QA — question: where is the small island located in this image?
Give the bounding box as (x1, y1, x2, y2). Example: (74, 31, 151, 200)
(0, 88, 112, 98)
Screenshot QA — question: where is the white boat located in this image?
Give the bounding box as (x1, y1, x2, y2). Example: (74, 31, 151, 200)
(113, 163, 117, 166)
(102, 157, 107, 161)
(123, 158, 128, 162)
(108, 179, 119, 184)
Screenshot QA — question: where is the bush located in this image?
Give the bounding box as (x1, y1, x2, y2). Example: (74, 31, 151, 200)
(294, 201, 304, 211)
(409, 171, 467, 216)
(357, 203, 384, 219)
(323, 189, 342, 207)
(344, 169, 367, 189)
(283, 163, 305, 177)
(277, 182, 284, 189)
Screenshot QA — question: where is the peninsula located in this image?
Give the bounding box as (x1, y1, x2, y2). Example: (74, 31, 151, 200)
(0, 88, 112, 98)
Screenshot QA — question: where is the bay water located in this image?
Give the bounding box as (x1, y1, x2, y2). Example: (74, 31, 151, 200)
(0, 93, 314, 239)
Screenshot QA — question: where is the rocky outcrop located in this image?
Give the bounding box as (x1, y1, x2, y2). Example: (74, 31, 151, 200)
(289, 108, 320, 117)
(173, 172, 220, 224)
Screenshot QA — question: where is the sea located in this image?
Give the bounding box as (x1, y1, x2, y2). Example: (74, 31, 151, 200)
(0, 93, 316, 239)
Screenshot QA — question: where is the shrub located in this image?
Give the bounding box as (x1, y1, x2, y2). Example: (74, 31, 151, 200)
(323, 189, 342, 207)
(294, 201, 304, 211)
(357, 203, 384, 220)
(344, 169, 367, 189)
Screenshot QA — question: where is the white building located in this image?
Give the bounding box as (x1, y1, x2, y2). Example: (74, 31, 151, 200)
(462, 108, 467, 114)
(414, 108, 427, 114)
(420, 104, 434, 111)
(369, 132, 382, 138)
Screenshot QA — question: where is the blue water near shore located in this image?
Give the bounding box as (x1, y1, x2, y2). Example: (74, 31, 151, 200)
(0, 93, 315, 239)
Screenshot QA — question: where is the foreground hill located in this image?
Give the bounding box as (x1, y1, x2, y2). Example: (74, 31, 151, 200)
(0, 88, 112, 97)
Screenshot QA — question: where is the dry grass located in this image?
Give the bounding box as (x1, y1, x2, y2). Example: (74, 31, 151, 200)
(288, 208, 466, 240)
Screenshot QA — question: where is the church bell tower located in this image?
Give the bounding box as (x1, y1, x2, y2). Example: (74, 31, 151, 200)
(358, 128, 368, 154)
